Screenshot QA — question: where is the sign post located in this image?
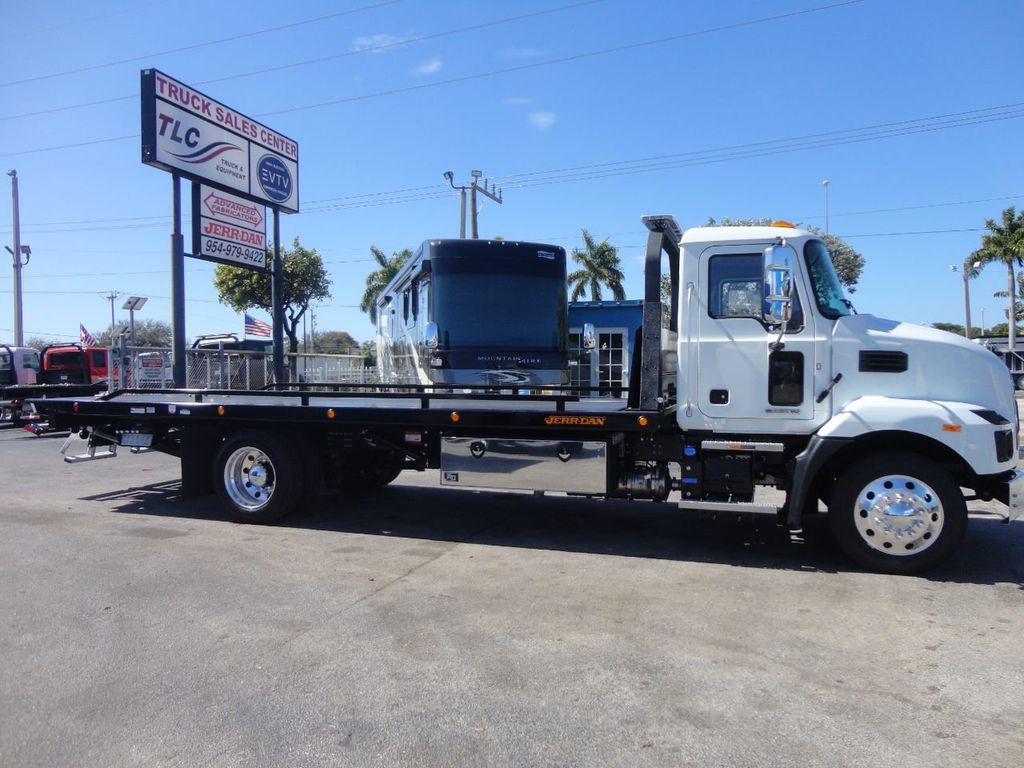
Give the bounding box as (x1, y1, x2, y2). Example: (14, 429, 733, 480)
(140, 69, 299, 386)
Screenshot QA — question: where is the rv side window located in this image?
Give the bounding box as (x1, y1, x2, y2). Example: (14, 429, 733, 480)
(403, 291, 410, 323)
(411, 281, 419, 319)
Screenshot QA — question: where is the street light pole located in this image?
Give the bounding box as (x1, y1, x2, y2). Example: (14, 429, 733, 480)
(6, 169, 25, 346)
(822, 179, 830, 235)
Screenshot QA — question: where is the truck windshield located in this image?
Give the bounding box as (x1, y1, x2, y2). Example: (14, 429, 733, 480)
(804, 239, 851, 320)
(433, 260, 567, 349)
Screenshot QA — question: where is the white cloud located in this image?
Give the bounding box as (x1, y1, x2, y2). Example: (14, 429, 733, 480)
(351, 33, 405, 53)
(413, 57, 443, 76)
(528, 111, 557, 129)
(502, 96, 534, 106)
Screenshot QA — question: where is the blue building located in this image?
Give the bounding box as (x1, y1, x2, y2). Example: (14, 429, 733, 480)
(567, 300, 643, 396)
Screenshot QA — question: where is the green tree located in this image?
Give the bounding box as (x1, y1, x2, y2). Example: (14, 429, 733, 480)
(704, 217, 865, 292)
(974, 207, 1024, 351)
(213, 237, 331, 355)
(97, 318, 172, 347)
(360, 246, 411, 325)
(568, 229, 625, 301)
(930, 322, 982, 337)
(314, 330, 360, 354)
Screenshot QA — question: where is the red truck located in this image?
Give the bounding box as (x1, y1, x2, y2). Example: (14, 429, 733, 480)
(1, 344, 108, 428)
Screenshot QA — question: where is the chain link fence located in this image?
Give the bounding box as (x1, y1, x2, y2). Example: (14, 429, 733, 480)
(111, 347, 374, 390)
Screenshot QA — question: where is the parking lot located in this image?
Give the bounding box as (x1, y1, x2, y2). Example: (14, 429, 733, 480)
(1, 425, 1022, 768)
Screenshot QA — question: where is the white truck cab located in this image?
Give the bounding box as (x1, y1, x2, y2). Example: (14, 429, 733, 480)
(666, 221, 1020, 570)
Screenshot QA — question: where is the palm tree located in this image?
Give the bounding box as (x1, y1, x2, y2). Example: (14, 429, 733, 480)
(568, 229, 626, 301)
(974, 208, 1024, 350)
(360, 246, 411, 324)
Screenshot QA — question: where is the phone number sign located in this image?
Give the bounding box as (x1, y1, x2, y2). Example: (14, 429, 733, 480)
(192, 185, 269, 271)
(141, 69, 299, 213)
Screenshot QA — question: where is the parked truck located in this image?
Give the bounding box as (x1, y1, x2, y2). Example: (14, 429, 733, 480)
(33, 218, 1023, 573)
(1, 344, 108, 427)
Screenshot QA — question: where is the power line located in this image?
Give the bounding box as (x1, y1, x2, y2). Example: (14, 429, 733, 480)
(0, 0, 605, 122)
(260, 1, 868, 118)
(0, 0, 404, 89)
(0, 0, 867, 156)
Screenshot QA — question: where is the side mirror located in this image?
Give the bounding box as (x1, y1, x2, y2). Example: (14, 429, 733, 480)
(582, 323, 596, 351)
(424, 321, 439, 349)
(763, 241, 796, 325)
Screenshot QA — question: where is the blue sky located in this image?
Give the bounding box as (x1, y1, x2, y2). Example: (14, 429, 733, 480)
(1, 0, 1021, 346)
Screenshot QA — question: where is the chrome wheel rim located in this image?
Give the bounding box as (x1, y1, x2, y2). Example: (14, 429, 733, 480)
(223, 446, 276, 512)
(853, 474, 943, 556)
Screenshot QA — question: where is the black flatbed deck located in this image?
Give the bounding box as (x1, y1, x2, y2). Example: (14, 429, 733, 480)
(32, 387, 677, 433)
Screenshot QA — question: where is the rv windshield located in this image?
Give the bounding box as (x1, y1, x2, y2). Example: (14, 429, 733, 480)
(433, 260, 567, 349)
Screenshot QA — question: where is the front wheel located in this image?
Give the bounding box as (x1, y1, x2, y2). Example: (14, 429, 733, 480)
(828, 451, 967, 574)
(213, 430, 300, 524)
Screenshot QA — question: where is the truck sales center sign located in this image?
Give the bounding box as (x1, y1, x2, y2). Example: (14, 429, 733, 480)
(193, 185, 269, 271)
(141, 69, 299, 213)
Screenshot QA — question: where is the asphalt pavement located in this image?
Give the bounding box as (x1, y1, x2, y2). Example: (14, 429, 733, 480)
(1, 425, 1022, 768)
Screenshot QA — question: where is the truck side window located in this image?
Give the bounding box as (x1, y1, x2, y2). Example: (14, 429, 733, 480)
(708, 254, 803, 329)
(25, 353, 40, 371)
(92, 351, 106, 368)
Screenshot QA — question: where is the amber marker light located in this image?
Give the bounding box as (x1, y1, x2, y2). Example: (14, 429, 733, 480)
(450, 411, 460, 423)
(217, 406, 225, 416)
(942, 424, 962, 432)
(327, 409, 336, 419)
(637, 416, 649, 426)
(772, 220, 796, 228)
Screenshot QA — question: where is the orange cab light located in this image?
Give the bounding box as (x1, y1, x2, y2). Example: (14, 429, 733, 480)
(771, 220, 796, 229)
(450, 411, 460, 423)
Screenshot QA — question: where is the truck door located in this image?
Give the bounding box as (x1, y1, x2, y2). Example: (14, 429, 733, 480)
(695, 245, 818, 424)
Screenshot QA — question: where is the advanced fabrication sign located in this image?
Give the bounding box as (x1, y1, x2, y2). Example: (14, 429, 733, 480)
(141, 69, 299, 213)
(193, 185, 269, 271)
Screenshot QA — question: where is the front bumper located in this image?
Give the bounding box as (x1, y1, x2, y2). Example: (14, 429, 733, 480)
(996, 469, 1024, 522)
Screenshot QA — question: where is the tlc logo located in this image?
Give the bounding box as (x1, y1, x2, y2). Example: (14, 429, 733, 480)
(157, 114, 199, 147)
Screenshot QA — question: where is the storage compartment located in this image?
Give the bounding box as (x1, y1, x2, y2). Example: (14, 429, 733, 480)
(441, 436, 607, 494)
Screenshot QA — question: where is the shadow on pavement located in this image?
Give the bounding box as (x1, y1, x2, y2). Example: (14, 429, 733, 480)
(81, 478, 1024, 586)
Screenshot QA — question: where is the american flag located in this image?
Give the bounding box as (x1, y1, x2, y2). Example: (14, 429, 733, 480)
(80, 323, 98, 346)
(244, 313, 272, 337)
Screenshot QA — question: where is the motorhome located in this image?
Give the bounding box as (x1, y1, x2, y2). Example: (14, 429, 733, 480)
(376, 239, 568, 387)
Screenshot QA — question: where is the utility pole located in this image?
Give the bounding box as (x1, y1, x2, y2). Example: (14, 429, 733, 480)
(6, 169, 28, 346)
(445, 169, 503, 239)
(105, 291, 120, 341)
(470, 170, 502, 239)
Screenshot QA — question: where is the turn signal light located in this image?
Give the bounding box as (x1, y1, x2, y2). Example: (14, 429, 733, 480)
(450, 411, 460, 423)
(637, 416, 649, 426)
(217, 406, 225, 416)
(326, 409, 336, 419)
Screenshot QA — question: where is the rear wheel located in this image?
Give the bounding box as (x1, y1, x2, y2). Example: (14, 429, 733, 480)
(829, 451, 967, 574)
(213, 430, 299, 524)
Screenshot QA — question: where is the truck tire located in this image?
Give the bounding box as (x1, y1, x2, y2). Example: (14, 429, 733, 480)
(213, 430, 300, 524)
(828, 451, 967, 574)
